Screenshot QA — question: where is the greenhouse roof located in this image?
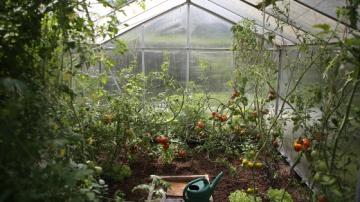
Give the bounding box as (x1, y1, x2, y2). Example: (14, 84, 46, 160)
(89, 0, 359, 46)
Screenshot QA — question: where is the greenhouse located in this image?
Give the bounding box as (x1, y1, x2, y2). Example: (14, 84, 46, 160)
(1, 0, 360, 201)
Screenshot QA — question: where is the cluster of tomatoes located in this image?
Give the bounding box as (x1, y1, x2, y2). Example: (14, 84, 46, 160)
(155, 135, 187, 158)
(155, 135, 170, 150)
(241, 158, 264, 169)
(293, 137, 311, 152)
(211, 112, 228, 122)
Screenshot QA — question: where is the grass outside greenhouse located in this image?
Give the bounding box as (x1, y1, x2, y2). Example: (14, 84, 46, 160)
(1, 0, 360, 202)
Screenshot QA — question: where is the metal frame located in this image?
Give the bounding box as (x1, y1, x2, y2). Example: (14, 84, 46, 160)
(275, 49, 282, 114)
(104, 47, 232, 51)
(186, 2, 190, 84)
(94, 0, 169, 22)
(100, 0, 357, 47)
(219, 0, 317, 39)
(190, 0, 296, 45)
(293, 0, 358, 31)
(103, 0, 296, 46)
(101, 0, 187, 45)
(240, 0, 358, 32)
(102, 2, 238, 89)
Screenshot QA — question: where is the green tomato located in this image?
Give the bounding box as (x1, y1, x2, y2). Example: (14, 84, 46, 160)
(313, 172, 322, 182)
(316, 160, 328, 172)
(94, 166, 103, 174)
(310, 150, 318, 158)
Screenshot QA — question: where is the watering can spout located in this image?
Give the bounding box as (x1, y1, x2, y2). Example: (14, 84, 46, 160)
(209, 172, 224, 193)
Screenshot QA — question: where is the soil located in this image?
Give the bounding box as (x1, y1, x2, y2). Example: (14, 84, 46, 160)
(108, 152, 311, 202)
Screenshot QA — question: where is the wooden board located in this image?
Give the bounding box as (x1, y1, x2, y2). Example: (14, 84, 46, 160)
(167, 182, 187, 196)
(157, 174, 213, 201)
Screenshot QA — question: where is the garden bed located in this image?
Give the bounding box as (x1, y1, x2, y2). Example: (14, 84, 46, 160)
(109, 152, 311, 201)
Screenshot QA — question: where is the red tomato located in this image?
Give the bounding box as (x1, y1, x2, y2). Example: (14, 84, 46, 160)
(211, 112, 218, 118)
(251, 111, 258, 118)
(156, 136, 169, 144)
(155, 136, 161, 143)
(178, 149, 187, 158)
(219, 114, 227, 122)
(196, 121, 205, 129)
(318, 195, 327, 202)
(163, 142, 170, 150)
(293, 142, 303, 152)
(302, 138, 311, 150)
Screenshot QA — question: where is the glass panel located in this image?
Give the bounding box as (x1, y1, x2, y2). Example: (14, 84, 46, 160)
(168, 51, 187, 83)
(190, 5, 233, 48)
(190, 51, 234, 97)
(144, 50, 187, 94)
(266, 1, 347, 36)
(97, 0, 186, 44)
(102, 27, 141, 49)
(118, 27, 141, 48)
(143, 5, 187, 48)
(192, 0, 298, 45)
(297, 0, 360, 28)
(278, 47, 323, 98)
(297, 0, 343, 19)
(102, 49, 142, 91)
(112, 50, 141, 73)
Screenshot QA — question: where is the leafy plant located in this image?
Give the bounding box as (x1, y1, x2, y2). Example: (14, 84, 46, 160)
(229, 190, 262, 202)
(266, 188, 293, 202)
(105, 164, 132, 181)
(132, 175, 170, 202)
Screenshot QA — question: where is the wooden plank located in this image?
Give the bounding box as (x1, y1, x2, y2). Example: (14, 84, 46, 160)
(167, 182, 187, 196)
(159, 175, 210, 182)
(156, 174, 213, 201)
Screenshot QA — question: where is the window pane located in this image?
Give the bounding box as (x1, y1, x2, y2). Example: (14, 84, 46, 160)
(266, 1, 347, 36)
(190, 51, 234, 95)
(102, 27, 141, 49)
(190, 5, 233, 48)
(144, 50, 187, 95)
(143, 5, 187, 48)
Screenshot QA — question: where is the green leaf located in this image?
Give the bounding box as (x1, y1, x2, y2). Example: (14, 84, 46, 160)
(115, 39, 128, 55)
(320, 175, 336, 186)
(100, 75, 108, 84)
(313, 23, 331, 32)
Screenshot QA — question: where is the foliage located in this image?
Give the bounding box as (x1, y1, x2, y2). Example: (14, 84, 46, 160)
(1, 0, 359, 201)
(132, 175, 170, 202)
(0, 0, 127, 201)
(229, 190, 262, 202)
(266, 188, 293, 202)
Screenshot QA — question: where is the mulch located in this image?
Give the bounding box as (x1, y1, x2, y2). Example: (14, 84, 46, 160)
(108, 152, 311, 202)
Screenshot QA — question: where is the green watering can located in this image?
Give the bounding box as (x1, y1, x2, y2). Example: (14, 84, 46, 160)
(183, 172, 224, 202)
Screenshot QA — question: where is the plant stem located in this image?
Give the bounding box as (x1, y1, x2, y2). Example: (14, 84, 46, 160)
(330, 66, 360, 171)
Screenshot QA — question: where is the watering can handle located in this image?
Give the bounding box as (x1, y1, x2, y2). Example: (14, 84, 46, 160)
(182, 177, 206, 201)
